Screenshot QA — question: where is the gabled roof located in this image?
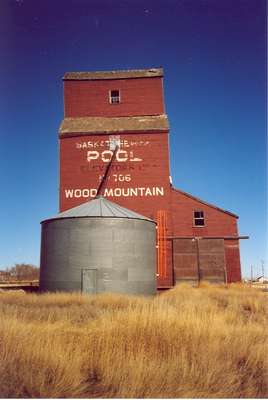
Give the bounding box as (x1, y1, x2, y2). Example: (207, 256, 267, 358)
(171, 187, 238, 218)
(42, 196, 154, 223)
(59, 115, 169, 136)
(63, 68, 163, 81)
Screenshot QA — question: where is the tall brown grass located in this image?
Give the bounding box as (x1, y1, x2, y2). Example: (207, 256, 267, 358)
(0, 284, 267, 398)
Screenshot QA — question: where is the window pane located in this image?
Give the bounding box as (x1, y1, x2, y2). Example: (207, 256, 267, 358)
(111, 90, 119, 97)
(195, 219, 204, 226)
(194, 211, 204, 219)
(110, 90, 120, 104)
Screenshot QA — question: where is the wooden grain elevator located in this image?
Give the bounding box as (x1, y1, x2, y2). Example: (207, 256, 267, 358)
(59, 67, 245, 288)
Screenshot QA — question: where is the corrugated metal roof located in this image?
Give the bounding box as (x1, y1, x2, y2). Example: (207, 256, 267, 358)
(59, 115, 169, 136)
(42, 197, 154, 223)
(63, 68, 163, 81)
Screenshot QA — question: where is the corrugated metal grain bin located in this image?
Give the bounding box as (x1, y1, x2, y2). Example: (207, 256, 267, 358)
(40, 197, 156, 295)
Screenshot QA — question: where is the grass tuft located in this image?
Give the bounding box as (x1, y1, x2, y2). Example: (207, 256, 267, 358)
(0, 284, 267, 398)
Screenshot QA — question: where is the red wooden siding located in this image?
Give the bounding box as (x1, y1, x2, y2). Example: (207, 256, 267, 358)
(64, 77, 165, 118)
(59, 68, 243, 285)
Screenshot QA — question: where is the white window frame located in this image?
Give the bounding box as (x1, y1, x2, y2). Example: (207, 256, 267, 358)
(193, 210, 205, 227)
(109, 90, 120, 104)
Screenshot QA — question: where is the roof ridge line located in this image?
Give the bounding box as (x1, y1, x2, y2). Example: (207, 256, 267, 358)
(102, 197, 117, 217)
(63, 68, 163, 81)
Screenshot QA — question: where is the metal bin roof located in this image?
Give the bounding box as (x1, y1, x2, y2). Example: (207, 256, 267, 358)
(42, 196, 155, 223)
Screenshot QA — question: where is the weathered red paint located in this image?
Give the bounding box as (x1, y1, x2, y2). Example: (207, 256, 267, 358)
(59, 69, 242, 286)
(64, 77, 165, 117)
(224, 240, 242, 282)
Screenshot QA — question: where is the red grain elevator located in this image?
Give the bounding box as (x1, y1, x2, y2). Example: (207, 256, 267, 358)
(59, 67, 244, 288)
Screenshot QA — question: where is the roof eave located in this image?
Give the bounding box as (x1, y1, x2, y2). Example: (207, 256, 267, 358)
(41, 215, 156, 224)
(63, 68, 164, 81)
(171, 187, 239, 218)
(59, 128, 169, 137)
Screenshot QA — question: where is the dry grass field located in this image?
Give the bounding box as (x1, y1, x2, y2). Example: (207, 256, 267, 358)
(0, 284, 267, 398)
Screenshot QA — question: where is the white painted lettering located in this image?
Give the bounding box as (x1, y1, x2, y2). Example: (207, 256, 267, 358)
(130, 188, 138, 196)
(74, 189, 81, 197)
(102, 150, 113, 162)
(90, 189, 97, 197)
(87, 151, 99, 162)
(139, 188, 145, 196)
(122, 188, 130, 196)
(104, 188, 114, 197)
(156, 187, 164, 196)
(64, 186, 164, 199)
(114, 188, 121, 196)
(129, 150, 142, 162)
(82, 189, 90, 197)
(65, 189, 74, 198)
(116, 149, 128, 162)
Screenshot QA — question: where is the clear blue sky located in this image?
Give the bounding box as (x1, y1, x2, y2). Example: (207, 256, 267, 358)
(0, 0, 266, 278)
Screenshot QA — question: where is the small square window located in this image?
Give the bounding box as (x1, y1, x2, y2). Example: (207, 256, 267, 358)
(193, 211, 205, 226)
(109, 90, 120, 104)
